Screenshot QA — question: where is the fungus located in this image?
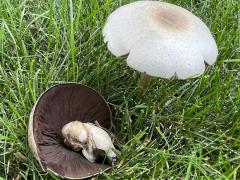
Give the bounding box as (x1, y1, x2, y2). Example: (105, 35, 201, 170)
(28, 83, 113, 179)
(62, 121, 117, 164)
(103, 1, 218, 90)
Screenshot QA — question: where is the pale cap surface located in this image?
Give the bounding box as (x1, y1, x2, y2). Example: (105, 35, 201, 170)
(103, 1, 218, 79)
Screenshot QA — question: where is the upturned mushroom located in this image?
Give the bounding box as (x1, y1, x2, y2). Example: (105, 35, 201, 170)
(62, 121, 117, 163)
(103, 1, 218, 90)
(28, 83, 113, 179)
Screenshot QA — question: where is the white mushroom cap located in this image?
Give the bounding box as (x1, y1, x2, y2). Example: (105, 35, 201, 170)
(103, 1, 218, 79)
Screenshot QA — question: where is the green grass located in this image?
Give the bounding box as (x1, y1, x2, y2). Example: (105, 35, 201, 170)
(0, 0, 239, 179)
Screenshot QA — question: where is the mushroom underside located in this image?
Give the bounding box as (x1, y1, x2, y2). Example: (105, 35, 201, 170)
(29, 84, 112, 179)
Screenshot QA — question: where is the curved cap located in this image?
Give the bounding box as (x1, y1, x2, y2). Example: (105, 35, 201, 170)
(103, 1, 218, 79)
(28, 83, 112, 179)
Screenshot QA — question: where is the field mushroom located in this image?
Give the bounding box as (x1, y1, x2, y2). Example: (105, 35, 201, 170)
(28, 83, 113, 179)
(103, 1, 218, 90)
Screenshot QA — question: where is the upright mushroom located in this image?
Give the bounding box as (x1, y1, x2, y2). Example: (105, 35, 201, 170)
(103, 1, 218, 90)
(28, 83, 113, 179)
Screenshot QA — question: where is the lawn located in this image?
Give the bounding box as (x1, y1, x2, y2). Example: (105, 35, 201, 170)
(0, 0, 239, 179)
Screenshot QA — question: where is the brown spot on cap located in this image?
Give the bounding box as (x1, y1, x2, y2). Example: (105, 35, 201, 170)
(151, 6, 189, 31)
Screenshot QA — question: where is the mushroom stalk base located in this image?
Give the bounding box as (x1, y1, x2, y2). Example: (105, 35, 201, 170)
(139, 73, 151, 93)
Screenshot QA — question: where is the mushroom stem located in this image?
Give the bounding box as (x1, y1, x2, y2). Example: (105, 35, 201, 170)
(139, 72, 151, 93)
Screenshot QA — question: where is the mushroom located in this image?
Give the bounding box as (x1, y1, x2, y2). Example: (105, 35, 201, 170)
(103, 1, 218, 90)
(62, 121, 117, 164)
(28, 83, 113, 179)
